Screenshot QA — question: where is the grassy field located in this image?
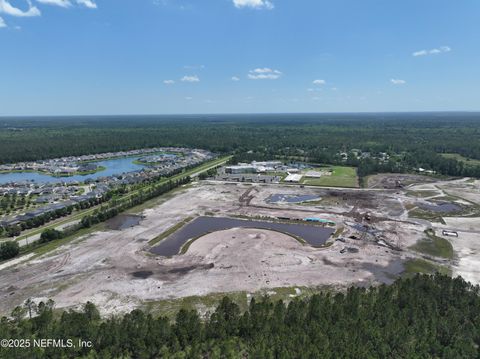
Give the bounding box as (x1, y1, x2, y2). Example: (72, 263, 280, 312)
(300, 166, 358, 188)
(403, 258, 451, 277)
(406, 190, 440, 198)
(411, 230, 454, 259)
(441, 153, 480, 167)
(408, 208, 447, 224)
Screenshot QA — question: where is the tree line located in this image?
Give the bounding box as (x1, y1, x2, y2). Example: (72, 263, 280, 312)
(0, 241, 19, 261)
(0, 274, 479, 358)
(1, 114, 480, 179)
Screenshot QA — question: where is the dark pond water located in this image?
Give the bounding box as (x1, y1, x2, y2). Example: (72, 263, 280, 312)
(0, 156, 146, 185)
(106, 214, 143, 230)
(266, 194, 319, 204)
(418, 202, 462, 213)
(131, 271, 154, 279)
(151, 216, 335, 256)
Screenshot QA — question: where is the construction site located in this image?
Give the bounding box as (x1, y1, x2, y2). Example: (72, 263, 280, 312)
(0, 174, 479, 316)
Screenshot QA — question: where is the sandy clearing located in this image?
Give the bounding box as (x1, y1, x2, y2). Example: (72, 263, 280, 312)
(449, 231, 480, 284)
(0, 253, 35, 271)
(0, 180, 477, 316)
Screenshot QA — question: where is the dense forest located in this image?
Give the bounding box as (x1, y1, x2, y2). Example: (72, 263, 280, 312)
(0, 274, 479, 358)
(1, 113, 480, 178)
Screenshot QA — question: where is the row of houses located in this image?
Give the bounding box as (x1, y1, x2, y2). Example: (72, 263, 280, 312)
(0, 147, 212, 176)
(2, 155, 267, 209)
(0, 185, 110, 229)
(0, 149, 215, 231)
(0, 182, 80, 198)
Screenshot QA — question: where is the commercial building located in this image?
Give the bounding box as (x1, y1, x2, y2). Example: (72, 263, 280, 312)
(225, 160, 284, 175)
(304, 171, 323, 178)
(225, 165, 257, 174)
(284, 174, 303, 183)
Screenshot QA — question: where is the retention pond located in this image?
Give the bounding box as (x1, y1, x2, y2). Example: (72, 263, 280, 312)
(150, 216, 335, 256)
(0, 156, 146, 185)
(106, 214, 143, 230)
(418, 201, 462, 213)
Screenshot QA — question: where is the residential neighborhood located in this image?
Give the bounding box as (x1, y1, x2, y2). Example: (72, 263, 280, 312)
(0, 147, 215, 236)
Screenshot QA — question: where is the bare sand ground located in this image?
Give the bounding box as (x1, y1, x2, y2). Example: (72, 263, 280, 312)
(0, 178, 478, 316)
(444, 231, 480, 283)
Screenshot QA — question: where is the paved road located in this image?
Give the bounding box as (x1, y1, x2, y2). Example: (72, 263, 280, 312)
(16, 220, 81, 247)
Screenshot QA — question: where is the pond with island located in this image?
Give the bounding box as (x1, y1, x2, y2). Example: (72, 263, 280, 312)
(150, 216, 335, 257)
(0, 156, 147, 185)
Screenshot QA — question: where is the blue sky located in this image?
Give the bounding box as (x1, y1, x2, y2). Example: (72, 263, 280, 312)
(0, 0, 479, 115)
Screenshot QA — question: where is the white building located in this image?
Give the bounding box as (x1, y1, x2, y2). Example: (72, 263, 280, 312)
(225, 165, 257, 174)
(304, 171, 323, 178)
(284, 174, 303, 183)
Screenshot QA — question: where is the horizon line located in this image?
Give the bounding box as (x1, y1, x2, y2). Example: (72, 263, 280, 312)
(1, 110, 480, 119)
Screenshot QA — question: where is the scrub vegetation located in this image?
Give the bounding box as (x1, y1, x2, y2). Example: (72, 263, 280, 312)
(411, 229, 454, 259)
(403, 259, 451, 276)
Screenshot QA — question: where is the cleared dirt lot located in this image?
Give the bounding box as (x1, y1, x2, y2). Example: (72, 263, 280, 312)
(0, 177, 479, 316)
(366, 173, 439, 189)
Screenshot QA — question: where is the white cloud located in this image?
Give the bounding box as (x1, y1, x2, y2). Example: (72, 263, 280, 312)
(181, 75, 200, 82)
(412, 50, 428, 57)
(184, 64, 205, 70)
(248, 68, 282, 80)
(251, 67, 277, 73)
(0, 0, 41, 17)
(76, 0, 96, 8)
(185, 96, 193, 101)
(391, 79, 406, 85)
(313, 79, 326, 85)
(233, 0, 273, 10)
(154, 0, 193, 11)
(0, 0, 96, 28)
(36, 0, 71, 7)
(231, 76, 240, 81)
(413, 46, 451, 57)
(163, 80, 175, 85)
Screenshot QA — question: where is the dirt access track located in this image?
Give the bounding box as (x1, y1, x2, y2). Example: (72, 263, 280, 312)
(0, 176, 479, 316)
